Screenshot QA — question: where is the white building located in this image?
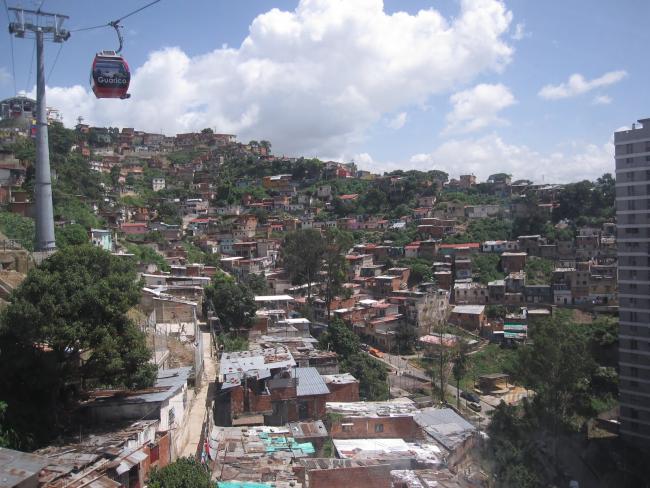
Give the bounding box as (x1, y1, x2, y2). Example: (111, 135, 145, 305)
(152, 177, 166, 192)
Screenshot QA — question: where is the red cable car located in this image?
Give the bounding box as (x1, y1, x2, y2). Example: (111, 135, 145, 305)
(91, 50, 131, 99)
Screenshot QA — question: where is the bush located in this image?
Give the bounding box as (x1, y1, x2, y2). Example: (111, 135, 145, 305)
(147, 457, 212, 488)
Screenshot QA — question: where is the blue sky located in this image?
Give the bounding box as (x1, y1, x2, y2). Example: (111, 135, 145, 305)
(1, 0, 648, 182)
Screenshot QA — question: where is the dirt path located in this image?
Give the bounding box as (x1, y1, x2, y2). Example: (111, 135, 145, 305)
(180, 331, 217, 458)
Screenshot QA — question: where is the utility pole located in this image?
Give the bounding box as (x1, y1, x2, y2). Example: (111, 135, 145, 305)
(8, 7, 70, 252)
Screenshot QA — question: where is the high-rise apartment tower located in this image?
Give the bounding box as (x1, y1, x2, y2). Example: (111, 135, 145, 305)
(616, 118, 650, 444)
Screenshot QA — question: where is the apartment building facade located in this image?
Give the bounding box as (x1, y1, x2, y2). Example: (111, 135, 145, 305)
(615, 118, 650, 445)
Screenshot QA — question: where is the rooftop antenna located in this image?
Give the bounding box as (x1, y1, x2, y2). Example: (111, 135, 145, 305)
(9, 6, 70, 253)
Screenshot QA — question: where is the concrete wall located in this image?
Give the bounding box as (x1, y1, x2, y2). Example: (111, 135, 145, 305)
(154, 299, 196, 324)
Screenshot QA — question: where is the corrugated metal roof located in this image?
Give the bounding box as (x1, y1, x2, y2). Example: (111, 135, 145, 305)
(0, 448, 49, 488)
(294, 367, 330, 397)
(414, 408, 476, 451)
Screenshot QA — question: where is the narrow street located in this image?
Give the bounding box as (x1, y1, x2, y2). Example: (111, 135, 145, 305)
(180, 330, 217, 458)
(375, 351, 494, 423)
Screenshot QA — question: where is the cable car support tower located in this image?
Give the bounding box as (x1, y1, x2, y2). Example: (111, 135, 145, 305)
(8, 7, 70, 253)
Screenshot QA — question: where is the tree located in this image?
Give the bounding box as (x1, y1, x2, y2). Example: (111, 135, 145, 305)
(318, 319, 388, 401)
(451, 342, 469, 408)
(524, 257, 554, 285)
(245, 273, 269, 295)
(323, 229, 353, 323)
(510, 313, 597, 460)
(471, 253, 504, 284)
(203, 273, 257, 332)
(0, 402, 16, 448)
(0, 246, 156, 448)
(318, 318, 360, 358)
(281, 229, 325, 301)
(486, 402, 544, 488)
(147, 457, 212, 488)
(200, 128, 213, 134)
(110, 165, 121, 187)
(55, 224, 89, 249)
(341, 353, 389, 401)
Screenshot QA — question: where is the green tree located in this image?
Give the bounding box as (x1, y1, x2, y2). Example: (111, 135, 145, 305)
(147, 457, 212, 488)
(110, 165, 121, 187)
(0, 402, 17, 448)
(0, 246, 156, 448)
(486, 402, 544, 488)
(281, 229, 325, 301)
(524, 257, 554, 285)
(55, 224, 88, 249)
(511, 313, 597, 459)
(319, 318, 360, 358)
(125, 243, 170, 272)
(0, 211, 35, 250)
(451, 342, 469, 408)
(340, 353, 389, 401)
(244, 273, 269, 295)
(323, 229, 353, 323)
(472, 253, 504, 284)
(203, 273, 257, 332)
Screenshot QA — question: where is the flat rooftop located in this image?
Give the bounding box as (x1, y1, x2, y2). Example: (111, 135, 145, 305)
(326, 398, 417, 417)
(452, 304, 485, 315)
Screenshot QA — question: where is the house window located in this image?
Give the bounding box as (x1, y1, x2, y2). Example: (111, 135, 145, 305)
(374, 423, 384, 433)
(168, 408, 175, 428)
(342, 423, 353, 432)
(627, 143, 634, 154)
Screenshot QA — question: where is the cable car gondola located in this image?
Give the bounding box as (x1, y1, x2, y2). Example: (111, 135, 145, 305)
(91, 51, 131, 99)
(90, 22, 131, 99)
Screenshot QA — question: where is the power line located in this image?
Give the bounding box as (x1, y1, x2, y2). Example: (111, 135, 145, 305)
(47, 42, 63, 82)
(70, 0, 162, 33)
(25, 40, 36, 92)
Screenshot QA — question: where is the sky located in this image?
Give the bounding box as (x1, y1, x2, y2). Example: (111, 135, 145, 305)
(1, 0, 649, 183)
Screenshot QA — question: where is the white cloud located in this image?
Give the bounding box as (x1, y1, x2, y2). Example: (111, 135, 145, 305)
(40, 0, 514, 156)
(387, 112, 407, 130)
(511, 22, 530, 40)
(355, 133, 612, 182)
(538, 70, 627, 100)
(443, 83, 515, 134)
(592, 95, 612, 105)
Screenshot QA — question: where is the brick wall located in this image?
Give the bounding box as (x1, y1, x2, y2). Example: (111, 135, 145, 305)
(307, 464, 392, 488)
(230, 386, 244, 416)
(325, 382, 360, 402)
(330, 416, 422, 441)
